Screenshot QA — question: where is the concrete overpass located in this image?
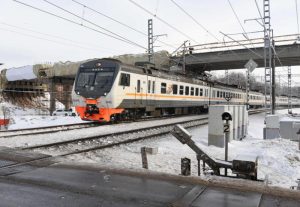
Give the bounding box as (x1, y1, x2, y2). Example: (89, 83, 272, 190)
(172, 35, 300, 72)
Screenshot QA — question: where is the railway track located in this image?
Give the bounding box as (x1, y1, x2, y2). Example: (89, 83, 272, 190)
(0, 122, 99, 138)
(22, 117, 209, 156)
(20, 109, 267, 157)
(1, 109, 263, 139)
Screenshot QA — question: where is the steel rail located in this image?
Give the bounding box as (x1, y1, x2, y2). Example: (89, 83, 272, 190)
(0, 122, 98, 138)
(23, 117, 208, 152)
(24, 109, 265, 156)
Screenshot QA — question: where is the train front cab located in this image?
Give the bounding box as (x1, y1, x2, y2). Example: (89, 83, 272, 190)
(74, 59, 124, 122)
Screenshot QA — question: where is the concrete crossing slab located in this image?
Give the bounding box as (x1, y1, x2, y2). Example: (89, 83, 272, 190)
(0, 150, 298, 206)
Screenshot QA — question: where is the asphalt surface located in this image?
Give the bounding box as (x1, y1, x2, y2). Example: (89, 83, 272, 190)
(0, 147, 298, 206)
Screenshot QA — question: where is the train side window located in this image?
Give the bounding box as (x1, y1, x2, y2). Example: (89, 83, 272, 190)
(148, 80, 151, 93)
(195, 88, 199, 96)
(217, 91, 219, 98)
(161, 83, 167, 94)
(200, 88, 203, 96)
(152, 81, 155, 93)
(173, 84, 178, 95)
(179, 85, 184, 95)
(185, 86, 189, 95)
(119, 73, 130, 86)
(137, 80, 141, 93)
(191, 87, 194, 96)
(220, 91, 223, 98)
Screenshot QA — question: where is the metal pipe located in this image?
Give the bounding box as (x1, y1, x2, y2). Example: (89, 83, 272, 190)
(224, 120, 230, 176)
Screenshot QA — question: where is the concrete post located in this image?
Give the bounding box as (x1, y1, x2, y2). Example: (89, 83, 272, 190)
(181, 158, 191, 176)
(271, 40, 276, 114)
(141, 147, 148, 169)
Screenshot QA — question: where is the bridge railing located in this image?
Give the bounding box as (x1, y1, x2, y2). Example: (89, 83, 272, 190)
(182, 34, 300, 54)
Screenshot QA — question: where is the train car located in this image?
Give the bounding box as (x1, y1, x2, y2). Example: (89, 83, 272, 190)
(73, 58, 212, 122)
(72, 58, 297, 122)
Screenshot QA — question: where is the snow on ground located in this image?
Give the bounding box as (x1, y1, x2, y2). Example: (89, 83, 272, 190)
(0, 103, 299, 189)
(9, 115, 85, 130)
(0, 98, 84, 130)
(0, 115, 205, 148)
(67, 109, 300, 189)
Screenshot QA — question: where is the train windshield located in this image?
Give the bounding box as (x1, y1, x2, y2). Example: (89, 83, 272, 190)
(75, 68, 116, 98)
(77, 71, 114, 88)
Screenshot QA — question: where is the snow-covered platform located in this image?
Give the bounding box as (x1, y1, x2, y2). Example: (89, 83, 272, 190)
(0, 148, 298, 206)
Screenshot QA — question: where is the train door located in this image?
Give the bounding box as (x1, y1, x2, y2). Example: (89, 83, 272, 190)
(145, 76, 156, 114)
(135, 79, 142, 107)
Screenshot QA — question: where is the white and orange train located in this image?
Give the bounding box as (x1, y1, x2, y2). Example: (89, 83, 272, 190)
(72, 58, 299, 122)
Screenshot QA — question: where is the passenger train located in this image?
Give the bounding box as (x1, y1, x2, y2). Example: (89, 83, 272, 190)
(72, 58, 299, 122)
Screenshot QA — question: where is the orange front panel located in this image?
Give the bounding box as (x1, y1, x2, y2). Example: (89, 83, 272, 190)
(75, 106, 124, 122)
(85, 99, 98, 105)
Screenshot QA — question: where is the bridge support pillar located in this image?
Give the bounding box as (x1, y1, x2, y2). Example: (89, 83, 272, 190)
(49, 78, 56, 115)
(63, 84, 72, 110)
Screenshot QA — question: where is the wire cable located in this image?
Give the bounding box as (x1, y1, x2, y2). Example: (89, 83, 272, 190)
(0, 27, 104, 52)
(170, 0, 220, 42)
(0, 22, 125, 53)
(42, 0, 146, 49)
(12, 0, 147, 50)
(128, 0, 199, 44)
(220, 32, 263, 58)
(71, 0, 176, 49)
(227, 0, 256, 49)
(72, 0, 146, 36)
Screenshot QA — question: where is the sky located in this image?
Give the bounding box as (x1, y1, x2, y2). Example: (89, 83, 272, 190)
(0, 0, 299, 84)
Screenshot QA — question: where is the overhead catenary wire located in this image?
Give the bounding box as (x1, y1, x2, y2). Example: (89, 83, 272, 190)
(170, 0, 220, 42)
(0, 27, 104, 52)
(227, 0, 255, 48)
(0, 22, 125, 53)
(72, 0, 146, 36)
(168, 0, 251, 69)
(220, 31, 263, 58)
(42, 0, 147, 50)
(167, 0, 244, 72)
(12, 0, 147, 50)
(71, 0, 176, 49)
(128, 0, 199, 44)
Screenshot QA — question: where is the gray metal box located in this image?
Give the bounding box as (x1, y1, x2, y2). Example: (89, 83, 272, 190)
(280, 119, 300, 141)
